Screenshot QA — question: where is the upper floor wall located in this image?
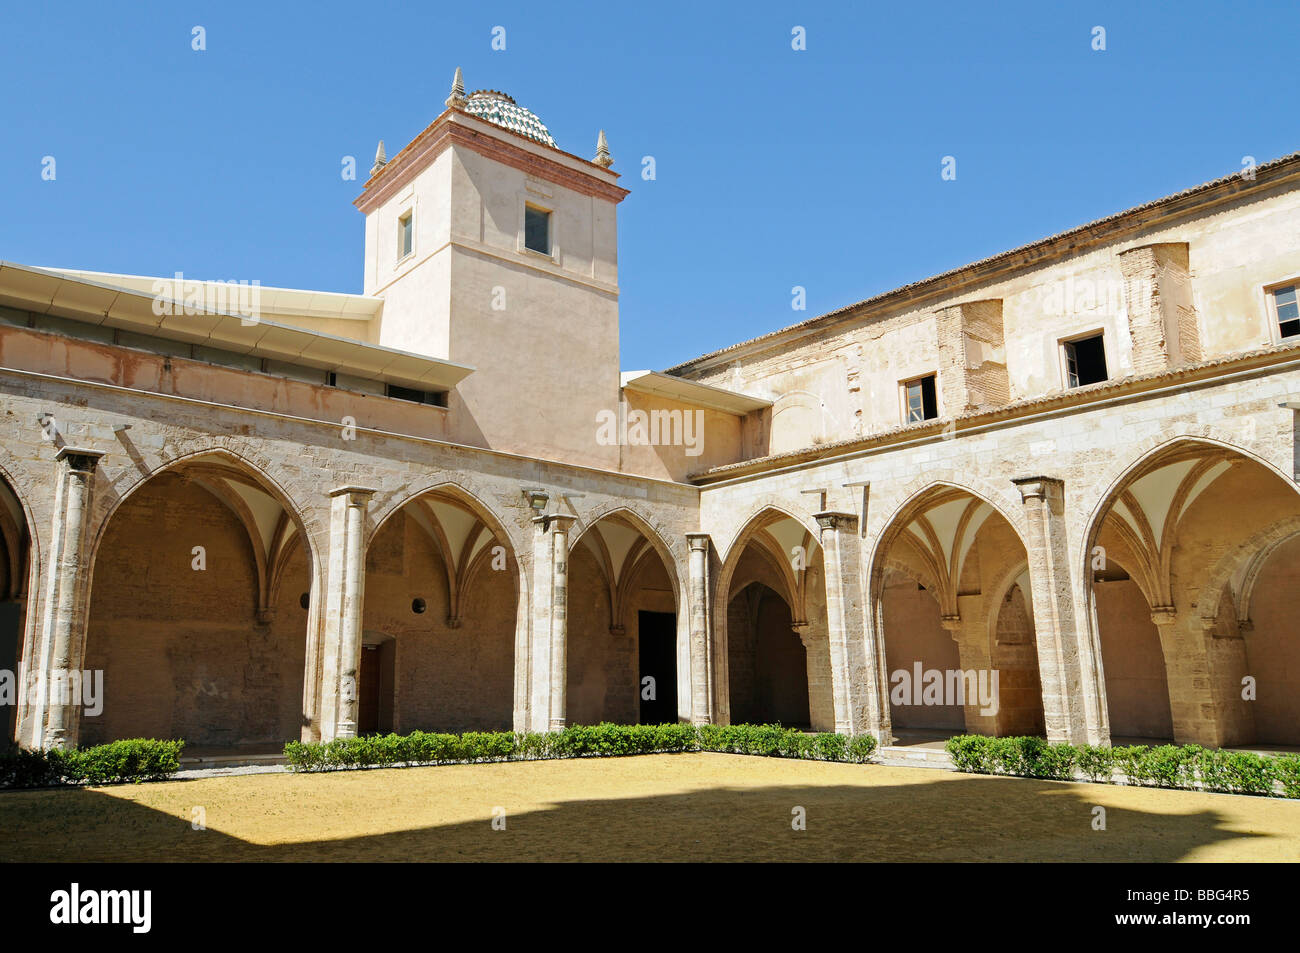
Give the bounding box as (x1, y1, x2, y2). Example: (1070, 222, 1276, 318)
(671, 156, 1300, 461)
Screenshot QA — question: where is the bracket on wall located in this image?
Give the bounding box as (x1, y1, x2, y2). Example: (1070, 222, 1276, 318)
(800, 487, 828, 512)
(841, 479, 871, 536)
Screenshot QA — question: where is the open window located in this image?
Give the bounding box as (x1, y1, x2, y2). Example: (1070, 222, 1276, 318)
(1062, 333, 1108, 388)
(902, 374, 938, 423)
(1269, 283, 1299, 339)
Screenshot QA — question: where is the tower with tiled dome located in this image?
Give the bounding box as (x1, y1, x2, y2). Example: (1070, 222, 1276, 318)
(355, 69, 630, 469)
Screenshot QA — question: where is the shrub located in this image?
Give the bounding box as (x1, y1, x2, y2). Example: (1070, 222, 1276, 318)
(0, 739, 184, 788)
(0, 747, 64, 788)
(1141, 744, 1202, 789)
(1076, 745, 1116, 783)
(1272, 755, 1300, 799)
(845, 733, 879, 763)
(812, 732, 848, 762)
(284, 723, 879, 772)
(945, 734, 995, 773)
(1111, 745, 1152, 786)
(1196, 749, 1274, 796)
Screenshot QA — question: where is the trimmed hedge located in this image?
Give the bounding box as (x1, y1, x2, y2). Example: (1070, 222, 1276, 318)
(0, 739, 185, 789)
(945, 734, 1299, 798)
(284, 722, 878, 772)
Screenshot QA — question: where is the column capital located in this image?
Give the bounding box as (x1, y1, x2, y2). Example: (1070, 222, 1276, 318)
(814, 510, 858, 532)
(686, 532, 711, 553)
(1150, 605, 1177, 626)
(532, 513, 577, 533)
(1011, 475, 1063, 503)
(329, 485, 377, 502)
(54, 447, 104, 473)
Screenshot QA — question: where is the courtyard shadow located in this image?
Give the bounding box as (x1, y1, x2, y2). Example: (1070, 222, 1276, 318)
(0, 762, 1290, 862)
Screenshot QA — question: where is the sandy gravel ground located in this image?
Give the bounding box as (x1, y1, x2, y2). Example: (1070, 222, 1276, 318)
(2, 753, 1298, 862)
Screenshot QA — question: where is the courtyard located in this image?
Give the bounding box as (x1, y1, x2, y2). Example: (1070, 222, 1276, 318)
(2, 754, 1298, 862)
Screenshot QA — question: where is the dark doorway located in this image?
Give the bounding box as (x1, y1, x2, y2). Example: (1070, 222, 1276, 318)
(638, 611, 678, 724)
(0, 602, 20, 747)
(358, 644, 381, 735)
(728, 584, 810, 728)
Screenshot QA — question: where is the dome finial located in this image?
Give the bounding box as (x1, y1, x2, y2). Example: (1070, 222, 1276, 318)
(445, 67, 466, 108)
(370, 139, 387, 176)
(593, 129, 613, 168)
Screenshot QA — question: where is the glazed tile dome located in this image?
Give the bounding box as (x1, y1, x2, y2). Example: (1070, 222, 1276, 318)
(462, 90, 557, 148)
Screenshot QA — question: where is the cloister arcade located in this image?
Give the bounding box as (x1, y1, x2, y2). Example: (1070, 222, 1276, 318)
(5, 433, 1299, 757)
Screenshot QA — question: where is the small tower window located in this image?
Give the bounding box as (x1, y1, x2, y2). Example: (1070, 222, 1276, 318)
(1063, 333, 1108, 388)
(398, 210, 414, 260)
(903, 374, 938, 423)
(524, 204, 551, 255)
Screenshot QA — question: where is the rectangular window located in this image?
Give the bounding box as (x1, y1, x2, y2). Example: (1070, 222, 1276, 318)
(903, 374, 938, 423)
(524, 204, 551, 255)
(1063, 333, 1108, 387)
(1273, 284, 1299, 338)
(398, 211, 414, 260)
(385, 383, 448, 407)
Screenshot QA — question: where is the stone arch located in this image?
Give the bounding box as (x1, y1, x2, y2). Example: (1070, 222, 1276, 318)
(367, 474, 530, 563)
(717, 500, 821, 572)
(0, 461, 38, 747)
(866, 480, 1029, 605)
(359, 479, 523, 734)
(568, 503, 685, 615)
(81, 446, 319, 748)
(1079, 433, 1300, 577)
(368, 479, 527, 620)
(566, 505, 685, 726)
(1194, 514, 1300, 628)
(867, 480, 1036, 740)
(1084, 435, 1300, 746)
(87, 445, 321, 575)
(715, 505, 824, 730)
(0, 455, 42, 575)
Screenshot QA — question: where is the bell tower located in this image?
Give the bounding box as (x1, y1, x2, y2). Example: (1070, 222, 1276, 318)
(355, 69, 629, 469)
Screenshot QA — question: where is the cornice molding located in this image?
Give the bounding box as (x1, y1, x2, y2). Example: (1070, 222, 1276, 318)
(355, 112, 629, 215)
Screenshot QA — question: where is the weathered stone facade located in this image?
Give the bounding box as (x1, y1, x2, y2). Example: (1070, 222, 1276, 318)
(3, 79, 1299, 753)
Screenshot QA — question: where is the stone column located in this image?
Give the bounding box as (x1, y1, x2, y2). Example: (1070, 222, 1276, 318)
(528, 514, 575, 732)
(1153, 608, 1251, 748)
(1012, 477, 1105, 745)
(33, 447, 104, 749)
(318, 486, 374, 742)
(685, 533, 714, 724)
(947, 601, 998, 737)
(815, 510, 881, 736)
(797, 625, 836, 732)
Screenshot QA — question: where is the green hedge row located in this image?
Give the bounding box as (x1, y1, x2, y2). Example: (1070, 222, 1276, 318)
(0, 739, 186, 789)
(284, 722, 878, 772)
(945, 734, 1300, 798)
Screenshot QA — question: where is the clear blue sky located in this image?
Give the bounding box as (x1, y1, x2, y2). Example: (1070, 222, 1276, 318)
(2, 1, 1296, 371)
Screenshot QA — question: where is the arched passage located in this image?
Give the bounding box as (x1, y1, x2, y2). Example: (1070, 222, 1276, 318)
(567, 510, 681, 725)
(0, 473, 32, 747)
(83, 454, 314, 750)
(1088, 439, 1300, 747)
(870, 485, 1042, 743)
(718, 508, 822, 730)
(361, 485, 520, 734)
